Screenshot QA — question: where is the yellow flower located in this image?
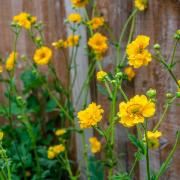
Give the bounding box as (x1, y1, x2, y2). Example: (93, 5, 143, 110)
(89, 137, 101, 153)
(33, 46, 52, 65)
(135, 0, 148, 11)
(96, 71, 107, 81)
(47, 147, 56, 159)
(53, 144, 65, 154)
(68, 13, 82, 23)
(88, 17, 104, 30)
(118, 95, 155, 127)
(67, 35, 80, 47)
(124, 66, 136, 81)
(71, 0, 88, 8)
(6, 51, 18, 71)
(126, 35, 152, 68)
(13, 12, 37, 29)
(0, 131, 3, 141)
(52, 39, 67, 49)
(77, 102, 104, 129)
(88, 33, 108, 55)
(0, 65, 3, 73)
(55, 129, 66, 136)
(145, 130, 162, 149)
(178, 80, 180, 92)
(25, 171, 31, 177)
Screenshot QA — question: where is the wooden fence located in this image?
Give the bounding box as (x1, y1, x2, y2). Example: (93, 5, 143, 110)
(0, 0, 180, 179)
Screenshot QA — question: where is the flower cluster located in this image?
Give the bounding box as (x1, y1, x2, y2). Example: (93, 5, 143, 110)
(118, 95, 155, 127)
(77, 103, 104, 128)
(126, 35, 152, 68)
(13, 12, 37, 29)
(47, 144, 65, 159)
(89, 137, 101, 153)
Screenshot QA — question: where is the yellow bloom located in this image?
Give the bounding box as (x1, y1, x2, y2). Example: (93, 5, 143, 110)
(68, 13, 82, 23)
(53, 144, 65, 154)
(135, 0, 148, 11)
(88, 17, 104, 30)
(124, 66, 136, 81)
(118, 95, 155, 127)
(33, 46, 52, 65)
(25, 171, 31, 177)
(0, 131, 3, 141)
(77, 102, 104, 129)
(47, 147, 56, 159)
(52, 39, 67, 49)
(126, 35, 152, 68)
(71, 0, 88, 8)
(67, 35, 80, 47)
(145, 130, 162, 149)
(13, 12, 37, 29)
(88, 33, 108, 55)
(55, 129, 66, 136)
(0, 65, 3, 73)
(89, 137, 101, 153)
(178, 80, 180, 92)
(6, 51, 18, 71)
(96, 71, 107, 81)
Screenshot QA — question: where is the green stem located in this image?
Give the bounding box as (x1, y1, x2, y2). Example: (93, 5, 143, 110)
(129, 157, 138, 177)
(143, 122, 151, 180)
(170, 40, 178, 65)
(44, 84, 74, 123)
(155, 129, 180, 180)
(119, 85, 128, 102)
(117, 9, 137, 65)
(82, 133, 90, 180)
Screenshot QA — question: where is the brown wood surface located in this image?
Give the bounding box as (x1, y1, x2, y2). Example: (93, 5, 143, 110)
(0, 0, 180, 179)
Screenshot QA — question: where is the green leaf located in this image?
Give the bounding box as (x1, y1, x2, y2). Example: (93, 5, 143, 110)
(88, 156, 104, 180)
(20, 69, 45, 93)
(46, 99, 57, 112)
(97, 84, 109, 97)
(111, 172, 131, 180)
(128, 133, 145, 155)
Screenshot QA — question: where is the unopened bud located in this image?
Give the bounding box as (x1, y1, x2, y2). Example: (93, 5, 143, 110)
(153, 44, 160, 50)
(146, 89, 156, 98)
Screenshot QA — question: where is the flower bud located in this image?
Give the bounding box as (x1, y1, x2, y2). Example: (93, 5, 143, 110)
(146, 89, 156, 98)
(153, 44, 160, 50)
(165, 93, 174, 99)
(115, 72, 123, 78)
(176, 92, 180, 98)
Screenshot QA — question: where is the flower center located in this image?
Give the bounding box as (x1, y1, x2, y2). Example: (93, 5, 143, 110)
(127, 104, 142, 116)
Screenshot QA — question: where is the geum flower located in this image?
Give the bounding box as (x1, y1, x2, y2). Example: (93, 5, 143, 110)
(135, 0, 148, 11)
(67, 35, 80, 47)
(126, 35, 152, 68)
(71, 0, 88, 8)
(144, 130, 162, 149)
(88, 33, 108, 58)
(118, 95, 155, 127)
(47, 144, 65, 159)
(68, 13, 82, 23)
(33, 46, 52, 65)
(77, 102, 104, 129)
(96, 70, 107, 82)
(87, 17, 104, 30)
(13, 12, 37, 29)
(124, 66, 136, 81)
(6, 51, 18, 71)
(89, 137, 101, 153)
